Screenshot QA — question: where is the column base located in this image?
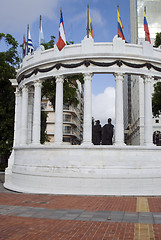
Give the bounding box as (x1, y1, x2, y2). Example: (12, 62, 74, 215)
(81, 141, 93, 147)
(114, 142, 126, 147)
(53, 141, 63, 146)
(32, 142, 41, 146)
(144, 142, 155, 147)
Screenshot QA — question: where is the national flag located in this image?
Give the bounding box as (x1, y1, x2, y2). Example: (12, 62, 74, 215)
(27, 25, 34, 54)
(144, 8, 151, 43)
(39, 15, 44, 45)
(117, 5, 126, 42)
(87, 5, 94, 38)
(23, 35, 27, 58)
(56, 8, 66, 51)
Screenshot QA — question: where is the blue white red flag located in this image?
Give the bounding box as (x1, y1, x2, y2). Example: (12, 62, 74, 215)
(27, 25, 34, 54)
(144, 9, 151, 43)
(23, 35, 27, 58)
(56, 8, 66, 51)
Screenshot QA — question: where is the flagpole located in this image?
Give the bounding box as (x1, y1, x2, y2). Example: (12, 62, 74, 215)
(60, 7, 62, 17)
(27, 24, 29, 55)
(87, 4, 89, 38)
(23, 34, 25, 58)
(117, 4, 119, 37)
(40, 15, 41, 30)
(144, 6, 147, 41)
(39, 15, 41, 45)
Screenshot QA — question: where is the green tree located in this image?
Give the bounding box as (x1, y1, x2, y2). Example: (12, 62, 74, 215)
(42, 74, 84, 109)
(154, 32, 161, 48)
(42, 36, 55, 50)
(152, 33, 161, 117)
(0, 33, 20, 164)
(41, 110, 49, 144)
(152, 82, 161, 117)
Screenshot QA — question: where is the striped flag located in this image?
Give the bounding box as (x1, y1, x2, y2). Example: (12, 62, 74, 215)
(39, 15, 44, 45)
(27, 25, 34, 54)
(117, 5, 126, 42)
(87, 5, 94, 38)
(56, 8, 66, 51)
(144, 7, 151, 43)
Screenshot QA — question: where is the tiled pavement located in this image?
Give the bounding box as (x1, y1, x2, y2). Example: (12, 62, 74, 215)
(1, 173, 161, 239)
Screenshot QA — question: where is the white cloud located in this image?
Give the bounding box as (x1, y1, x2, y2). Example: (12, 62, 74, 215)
(68, 8, 104, 27)
(92, 87, 115, 126)
(90, 9, 104, 27)
(0, 0, 59, 32)
(68, 12, 86, 24)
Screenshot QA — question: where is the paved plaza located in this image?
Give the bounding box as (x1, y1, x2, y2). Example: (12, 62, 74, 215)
(1, 173, 161, 239)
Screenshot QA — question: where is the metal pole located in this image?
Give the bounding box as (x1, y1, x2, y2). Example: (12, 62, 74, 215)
(87, 4, 89, 38)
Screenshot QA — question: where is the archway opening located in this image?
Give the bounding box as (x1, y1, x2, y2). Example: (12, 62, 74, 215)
(92, 73, 115, 127)
(92, 74, 115, 145)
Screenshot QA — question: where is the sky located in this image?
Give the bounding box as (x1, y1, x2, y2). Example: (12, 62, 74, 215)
(0, 0, 130, 125)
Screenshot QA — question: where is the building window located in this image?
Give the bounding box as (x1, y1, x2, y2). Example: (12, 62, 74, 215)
(63, 114, 71, 122)
(41, 102, 47, 110)
(63, 137, 71, 143)
(63, 126, 71, 134)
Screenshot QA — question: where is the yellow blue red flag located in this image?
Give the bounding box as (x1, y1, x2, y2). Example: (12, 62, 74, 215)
(87, 5, 94, 38)
(117, 6, 126, 42)
(144, 8, 151, 43)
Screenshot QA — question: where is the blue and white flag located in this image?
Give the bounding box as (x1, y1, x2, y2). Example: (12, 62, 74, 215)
(27, 26, 34, 54)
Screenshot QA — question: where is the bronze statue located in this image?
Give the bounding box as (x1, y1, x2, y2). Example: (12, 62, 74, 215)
(102, 118, 114, 145)
(92, 120, 102, 145)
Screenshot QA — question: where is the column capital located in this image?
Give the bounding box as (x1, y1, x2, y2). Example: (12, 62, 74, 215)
(34, 80, 42, 88)
(83, 73, 93, 81)
(143, 75, 154, 84)
(114, 72, 124, 81)
(55, 75, 64, 83)
(14, 88, 21, 97)
(21, 85, 28, 92)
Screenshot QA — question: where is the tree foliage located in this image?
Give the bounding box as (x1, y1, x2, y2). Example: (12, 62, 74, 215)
(154, 32, 161, 48)
(42, 74, 84, 109)
(0, 33, 20, 163)
(152, 33, 161, 117)
(41, 110, 49, 144)
(152, 82, 161, 116)
(42, 36, 55, 50)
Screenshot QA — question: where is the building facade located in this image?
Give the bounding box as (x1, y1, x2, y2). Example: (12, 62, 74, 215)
(130, 0, 161, 45)
(124, 0, 161, 145)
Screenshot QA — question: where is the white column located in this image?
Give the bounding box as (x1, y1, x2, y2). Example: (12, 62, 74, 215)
(144, 75, 153, 146)
(21, 85, 29, 144)
(54, 75, 64, 144)
(13, 88, 21, 146)
(28, 87, 34, 144)
(82, 73, 93, 145)
(32, 80, 42, 144)
(114, 73, 125, 145)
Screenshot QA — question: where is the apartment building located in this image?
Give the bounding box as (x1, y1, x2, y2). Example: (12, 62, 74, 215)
(123, 0, 161, 145)
(42, 80, 84, 145)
